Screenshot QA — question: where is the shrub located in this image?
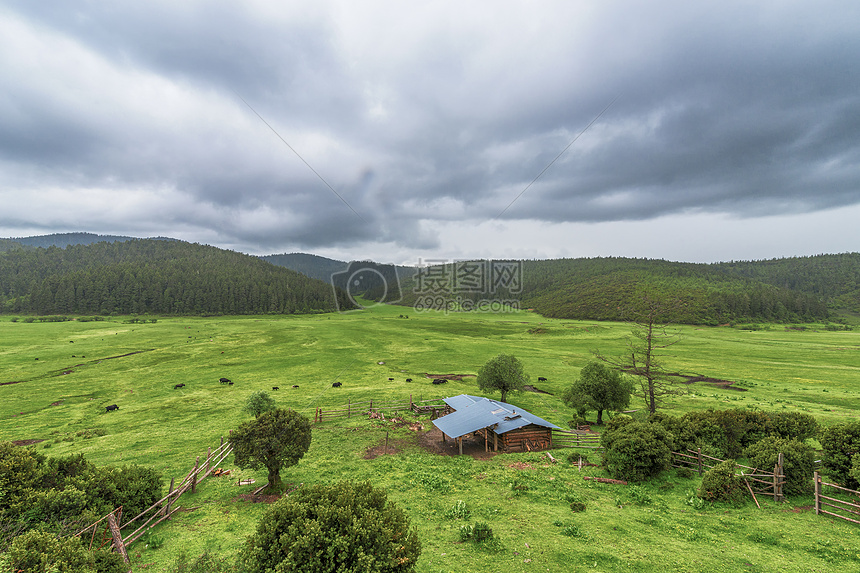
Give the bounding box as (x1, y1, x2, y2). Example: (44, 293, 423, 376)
(170, 551, 238, 573)
(241, 481, 420, 573)
(767, 411, 819, 442)
(601, 421, 672, 482)
(569, 501, 586, 512)
(743, 436, 815, 495)
(820, 420, 860, 489)
(698, 460, 745, 503)
(8, 529, 126, 573)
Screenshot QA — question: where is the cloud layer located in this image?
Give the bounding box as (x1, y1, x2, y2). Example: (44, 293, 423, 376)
(1, 1, 858, 262)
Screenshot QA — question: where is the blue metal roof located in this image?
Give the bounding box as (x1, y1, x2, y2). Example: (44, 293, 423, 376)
(432, 394, 560, 439)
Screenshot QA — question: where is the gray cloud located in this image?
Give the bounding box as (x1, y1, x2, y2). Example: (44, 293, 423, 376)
(0, 1, 858, 261)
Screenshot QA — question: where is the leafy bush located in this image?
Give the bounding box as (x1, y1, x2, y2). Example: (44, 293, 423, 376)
(241, 481, 420, 573)
(819, 420, 860, 489)
(698, 460, 745, 503)
(8, 529, 126, 573)
(560, 524, 588, 539)
(601, 421, 673, 482)
(743, 436, 815, 495)
(767, 411, 819, 441)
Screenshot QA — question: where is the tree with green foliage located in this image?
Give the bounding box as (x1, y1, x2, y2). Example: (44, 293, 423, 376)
(244, 390, 276, 418)
(562, 362, 633, 424)
(229, 409, 311, 493)
(476, 354, 528, 403)
(241, 481, 420, 573)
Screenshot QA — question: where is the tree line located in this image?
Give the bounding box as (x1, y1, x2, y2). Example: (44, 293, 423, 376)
(392, 256, 846, 324)
(0, 240, 354, 316)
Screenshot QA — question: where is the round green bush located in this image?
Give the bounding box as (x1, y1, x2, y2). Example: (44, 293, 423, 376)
(820, 420, 860, 489)
(241, 481, 420, 573)
(698, 460, 745, 503)
(601, 421, 673, 482)
(743, 435, 814, 495)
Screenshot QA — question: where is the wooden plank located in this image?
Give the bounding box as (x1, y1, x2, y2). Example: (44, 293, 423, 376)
(819, 509, 860, 525)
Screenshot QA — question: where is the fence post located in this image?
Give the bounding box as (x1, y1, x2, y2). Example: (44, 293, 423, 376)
(697, 448, 703, 476)
(106, 512, 129, 564)
(191, 456, 199, 494)
(775, 453, 784, 502)
(814, 471, 820, 515)
(165, 477, 175, 517)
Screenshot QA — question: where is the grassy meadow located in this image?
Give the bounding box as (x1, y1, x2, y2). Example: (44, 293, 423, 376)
(1, 305, 859, 572)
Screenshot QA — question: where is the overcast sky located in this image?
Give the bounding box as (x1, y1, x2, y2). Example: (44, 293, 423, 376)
(1, 1, 858, 264)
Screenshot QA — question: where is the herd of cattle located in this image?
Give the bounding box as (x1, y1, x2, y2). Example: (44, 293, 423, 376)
(104, 373, 549, 412)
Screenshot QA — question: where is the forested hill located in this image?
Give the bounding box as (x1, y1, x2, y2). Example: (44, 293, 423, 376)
(8, 232, 151, 248)
(0, 240, 354, 315)
(392, 257, 847, 325)
(261, 253, 349, 283)
(711, 253, 860, 315)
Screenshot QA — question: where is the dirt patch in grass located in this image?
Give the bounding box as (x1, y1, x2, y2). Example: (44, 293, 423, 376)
(0, 381, 24, 386)
(523, 384, 553, 395)
(10, 439, 44, 446)
(507, 462, 535, 470)
(424, 373, 476, 381)
(232, 494, 281, 504)
(668, 372, 748, 391)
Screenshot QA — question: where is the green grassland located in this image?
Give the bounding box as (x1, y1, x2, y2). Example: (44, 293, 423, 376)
(1, 306, 859, 572)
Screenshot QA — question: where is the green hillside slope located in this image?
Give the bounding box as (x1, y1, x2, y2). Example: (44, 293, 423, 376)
(0, 240, 354, 315)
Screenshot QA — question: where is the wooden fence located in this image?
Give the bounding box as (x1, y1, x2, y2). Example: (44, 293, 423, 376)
(814, 472, 860, 525)
(75, 437, 234, 565)
(672, 449, 785, 503)
(313, 396, 446, 423)
(551, 429, 602, 449)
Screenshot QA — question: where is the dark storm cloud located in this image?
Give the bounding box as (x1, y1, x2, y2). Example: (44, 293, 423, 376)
(0, 1, 858, 259)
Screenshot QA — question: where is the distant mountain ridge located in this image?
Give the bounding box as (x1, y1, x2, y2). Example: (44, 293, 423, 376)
(6, 232, 175, 249)
(3, 233, 856, 323)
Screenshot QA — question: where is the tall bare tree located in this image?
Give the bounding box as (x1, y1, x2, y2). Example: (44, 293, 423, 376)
(596, 294, 683, 414)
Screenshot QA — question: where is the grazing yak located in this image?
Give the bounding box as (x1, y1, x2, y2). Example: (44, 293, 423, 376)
(332, 382, 342, 388)
(272, 386, 279, 390)
(405, 378, 412, 382)
(388, 378, 394, 381)
(292, 384, 299, 389)
(432, 378, 447, 385)
(219, 377, 231, 384)
(105, 404, 119, 412)
(174, 383, 185, 389)
(538, 377, 548, 382)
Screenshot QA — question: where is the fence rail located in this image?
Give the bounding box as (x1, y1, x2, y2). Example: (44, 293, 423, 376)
(671, 449, 785, 502)
(313, 396, 446, 423)
(75, 437, 234, 564)
(815, 472, 860, 525)
(551, 429, 602, 449)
